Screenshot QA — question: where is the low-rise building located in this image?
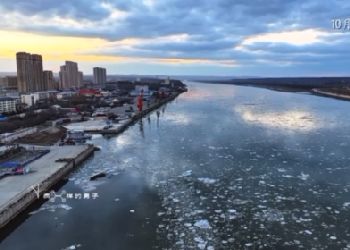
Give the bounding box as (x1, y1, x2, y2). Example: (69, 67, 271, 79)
(130, 85, 150, 96)
(0, 76, 18, 91)
(0, 97, 18, 113)
(79, 88, 101, 97)
(21, 92, 51, 107)
(56, 91, 76, 100)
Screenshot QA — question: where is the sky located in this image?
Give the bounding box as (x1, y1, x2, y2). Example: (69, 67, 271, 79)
(0, 0, 349, 77)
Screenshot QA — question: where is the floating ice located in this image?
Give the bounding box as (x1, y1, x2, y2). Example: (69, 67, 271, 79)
(255, 208, 284, 222)
(343, 202, 350, 208)
(232, 199, 249, 205)
(304, 230, 313, 235)
(194, 219, 211, 229)
(194, 236, 207, 249)
(34, 204, 73, 214)
(299, 172, 310, 181)
(198, 178, 217, 185)
(180, 170, 192, 177)
(61, 244, 82, 250)
(330, 236, 337, 240)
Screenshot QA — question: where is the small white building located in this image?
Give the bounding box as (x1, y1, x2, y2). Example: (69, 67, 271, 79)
(21, 92, 50, 107)
(57, 91, 76, 100)
(0, 97, 18, 113)
(100, 91, 112, 97)
(130, 85, 150, 96)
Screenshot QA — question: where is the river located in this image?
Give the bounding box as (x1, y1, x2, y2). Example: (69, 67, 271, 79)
(1, 82, 350, 249)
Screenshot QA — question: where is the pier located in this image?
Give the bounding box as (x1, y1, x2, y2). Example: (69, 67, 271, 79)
(0, 144, 94, 228)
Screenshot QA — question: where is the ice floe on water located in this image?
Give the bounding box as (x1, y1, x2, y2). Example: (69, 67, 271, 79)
(194, 219, 211, 229)
(179, 170, 192, 177)
(343, 202, 350, 208)
(77, 179, 106, 192)
(298, 172, 310, 181)
(254, 208, 284, 223)
(194, 236, 207, 249)
(29, 204, 72, 215)
(61, 244, 82, 250)
(197, 178, 217, 185)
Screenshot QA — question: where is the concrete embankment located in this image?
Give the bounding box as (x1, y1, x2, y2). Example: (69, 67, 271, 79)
(0, 144, 94, 229)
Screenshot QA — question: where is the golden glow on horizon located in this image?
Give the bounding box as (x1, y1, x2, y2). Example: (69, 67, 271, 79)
(0, 30, 121, 62)
(156, 58, 237, 66)
(0, 30, 235, 67)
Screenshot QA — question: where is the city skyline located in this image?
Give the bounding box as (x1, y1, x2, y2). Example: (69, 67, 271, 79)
(0, 1, 350, 76)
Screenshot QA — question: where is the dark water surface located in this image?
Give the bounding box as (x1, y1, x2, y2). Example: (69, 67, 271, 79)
(1, 83, 350, 249)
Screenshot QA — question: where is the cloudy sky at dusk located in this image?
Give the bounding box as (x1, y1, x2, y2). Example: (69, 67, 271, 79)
(0, 0, 349, 76)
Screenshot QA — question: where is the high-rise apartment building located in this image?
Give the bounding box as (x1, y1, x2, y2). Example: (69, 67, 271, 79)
(43, 70, 57, 90)
(93, 67, 107, 85)
(78, 71, 84, 87)
(32, 54, 44, 91)
(59, 61, 81, 90)
(16, 52, 44, 93)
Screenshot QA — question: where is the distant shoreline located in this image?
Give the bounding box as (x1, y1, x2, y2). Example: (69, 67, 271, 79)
(192, 77, 350, 101)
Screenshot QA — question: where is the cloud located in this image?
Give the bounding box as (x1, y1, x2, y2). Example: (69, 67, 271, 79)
(239, 29, 329, 46)
(0, 0, 349, 75)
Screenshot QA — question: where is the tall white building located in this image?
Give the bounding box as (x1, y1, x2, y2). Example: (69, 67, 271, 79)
(93, 67, 107, 85)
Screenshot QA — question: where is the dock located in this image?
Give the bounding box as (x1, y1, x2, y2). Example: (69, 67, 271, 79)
(0, 144, 94, 228)
(77, 92, 181, 135)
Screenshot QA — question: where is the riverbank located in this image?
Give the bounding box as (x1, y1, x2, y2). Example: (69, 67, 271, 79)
(0, 90, 184, 229)
(311, 88, 350, 101)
